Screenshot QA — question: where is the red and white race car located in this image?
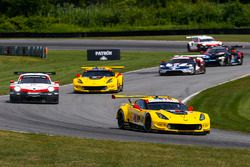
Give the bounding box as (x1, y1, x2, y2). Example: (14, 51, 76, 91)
(186, 35, 223, 52)
(9, 72, 59, 104)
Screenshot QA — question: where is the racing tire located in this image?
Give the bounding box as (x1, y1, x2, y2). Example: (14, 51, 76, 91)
(73, 90, 79, 94)
(144, 114, 152, 132)
(238, 57, 243, 65)
(201, 67, 206, 74)
(192, 65, 197, 75)
(54, 97, 59, 104)
(187, 44, 191, 52)
(117, 110, 125, 129)
(220, 60, 227, 66)
(159, 72, 165, 76)
(196, 131, 210, 136)
(9, 96, 16, 103)
(118, 85, 123, 92)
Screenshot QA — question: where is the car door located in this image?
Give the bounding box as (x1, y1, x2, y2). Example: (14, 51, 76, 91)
(129, 99, 146, 126)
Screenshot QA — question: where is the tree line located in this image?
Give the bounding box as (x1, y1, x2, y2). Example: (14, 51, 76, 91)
(0, 0, 249, 32)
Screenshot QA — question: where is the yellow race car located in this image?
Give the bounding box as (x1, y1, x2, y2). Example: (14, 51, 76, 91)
(112, 94, 210, 135)
(73, 66, 124, 93)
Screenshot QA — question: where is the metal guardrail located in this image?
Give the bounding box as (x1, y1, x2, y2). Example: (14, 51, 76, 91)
(0, 28, 249, 38)
(0, 46, 48, 58)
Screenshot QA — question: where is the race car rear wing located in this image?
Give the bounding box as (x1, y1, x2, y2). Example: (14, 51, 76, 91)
(186, 36, 202, 39)
(81, 66, 124, 70)
(14, 72, 56, 75)
(186, 35, 211, 39)
(186, 36, 196, 39)
(112, 94, 171, 99)
(173, 55, 206, 58)
(229, 45, 244, 49)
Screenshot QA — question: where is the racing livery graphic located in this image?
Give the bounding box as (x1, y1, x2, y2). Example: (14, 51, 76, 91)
(186, 35, 222, 52)
(202, 45, 244, 66)
(73, 66, 124, 93)
(159, 55, 206, 75)
(112, 94, 210, 135)
(9, 72, 59, 104)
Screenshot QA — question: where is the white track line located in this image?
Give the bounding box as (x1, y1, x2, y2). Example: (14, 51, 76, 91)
(182, 73, 250, 104)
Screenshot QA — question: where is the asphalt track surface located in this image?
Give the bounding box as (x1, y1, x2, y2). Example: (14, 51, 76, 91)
(0, 39, 250, 148)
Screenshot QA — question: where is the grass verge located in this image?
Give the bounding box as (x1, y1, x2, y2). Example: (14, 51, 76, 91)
(188, 76, 250, 133)
(0, 50, 176, 95)
(0, 130, 249, 167)
(84, 35, 250, 42)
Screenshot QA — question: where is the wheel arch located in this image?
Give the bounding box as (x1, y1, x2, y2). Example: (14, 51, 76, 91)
(116, 105, 129, 122)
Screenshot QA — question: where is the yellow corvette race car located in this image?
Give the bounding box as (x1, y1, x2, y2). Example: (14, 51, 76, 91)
(73, 66, 124, 93)
(112, 94, 210, 135)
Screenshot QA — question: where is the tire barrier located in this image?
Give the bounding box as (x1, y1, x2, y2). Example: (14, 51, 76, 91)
(0, 46, 48, 58)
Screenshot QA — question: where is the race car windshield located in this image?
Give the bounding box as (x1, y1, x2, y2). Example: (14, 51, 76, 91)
(200, 38, 215, 42)
(83, 70, 115, 77)
(19, 76, 51, 84)
(146, 102, 188, 111)
(169, 59, 194, 64)
(208, 48, 226, 54)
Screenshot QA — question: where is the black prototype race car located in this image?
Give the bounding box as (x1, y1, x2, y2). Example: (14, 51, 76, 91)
(201, 45, 244, 66)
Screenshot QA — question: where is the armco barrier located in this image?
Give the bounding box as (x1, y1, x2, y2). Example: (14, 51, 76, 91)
(0, 28, 249, 38)
(0, 46, 48, 58)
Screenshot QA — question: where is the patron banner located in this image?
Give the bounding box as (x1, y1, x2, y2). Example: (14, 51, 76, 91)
(87, 49, 120, 61)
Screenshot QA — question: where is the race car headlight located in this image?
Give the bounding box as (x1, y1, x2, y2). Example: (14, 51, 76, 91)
(199, 113, 205, 121)
(156, 112, 168, 120)
(77, 79, 83, 84)
(14, 86, 21, 92)
(188, 64, 194, 68)
(106, 78, 113, 84)
(204, 55, 210, 59)
(48, 86, 55, 92)
(160, 65, 165, 68)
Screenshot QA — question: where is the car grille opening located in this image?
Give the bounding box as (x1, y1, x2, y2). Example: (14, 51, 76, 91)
(168, 124, 202, 130)
(165, 71, 184, 75)
(83, 86, 107, 90)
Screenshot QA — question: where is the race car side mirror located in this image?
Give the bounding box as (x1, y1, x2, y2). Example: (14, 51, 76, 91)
(55, 81, 59, 84)
(76, 73, 81, 78)
(188, 106, 193, 111)
(133, 104, 142, 111)
(116, 73, 122, 77)
(10, 80, 14, 83)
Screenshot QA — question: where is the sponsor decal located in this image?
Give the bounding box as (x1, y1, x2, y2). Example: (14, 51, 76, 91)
(100, 56, 108, 61)
(95, 51, 112, 56)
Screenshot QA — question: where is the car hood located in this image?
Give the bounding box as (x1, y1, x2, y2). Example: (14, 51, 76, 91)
(80, 76, 115, 85)
(164, 63, 191, 68)
(17, 83, 51, 91)
(200, 41, 221, 44)
(156, 110, 203, 123)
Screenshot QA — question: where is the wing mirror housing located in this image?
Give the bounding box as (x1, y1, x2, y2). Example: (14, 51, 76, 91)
(188, 106, 193, 111)
(10, 80, 14, 84)
(133, 104, 142, 111)
(76, 73, 81, 78)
